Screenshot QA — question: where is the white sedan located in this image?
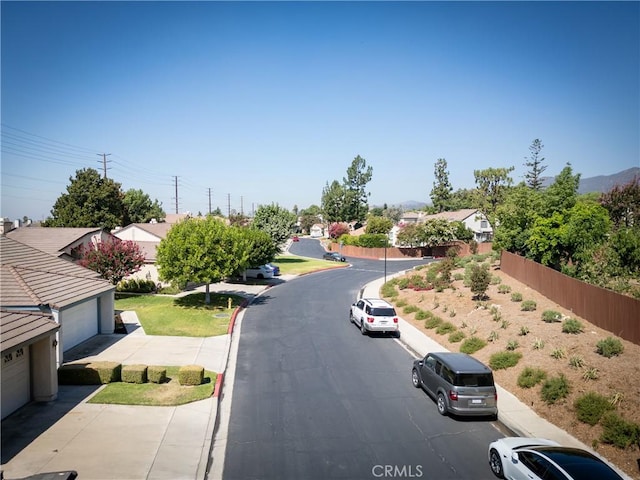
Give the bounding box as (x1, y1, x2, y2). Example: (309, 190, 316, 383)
(244, 265, 274, 279)
(488, 437, 624, 480)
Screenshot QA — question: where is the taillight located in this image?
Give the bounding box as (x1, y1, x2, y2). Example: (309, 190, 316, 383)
(495, 392, 498, 401)
(449, 390, 458, 401)
(393, 317, 398, 323)
(367, 316, 375, 323)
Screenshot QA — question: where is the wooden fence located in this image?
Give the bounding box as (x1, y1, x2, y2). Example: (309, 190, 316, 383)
(500, 251, 640, 346)
(330, 241, 493, 259)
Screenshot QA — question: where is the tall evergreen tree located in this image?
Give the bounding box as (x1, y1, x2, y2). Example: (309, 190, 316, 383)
(524, 139, 547, 190)
(430, 158, 453, 212)
(343, 155, 373, 222)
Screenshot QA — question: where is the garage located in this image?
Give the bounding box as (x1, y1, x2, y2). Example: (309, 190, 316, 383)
(1, 346, 30, 420)
(61, 299, 99, 351)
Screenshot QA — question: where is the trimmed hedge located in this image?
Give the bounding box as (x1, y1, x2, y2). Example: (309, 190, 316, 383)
(58, 361, 122, 385)
(122, 364, 148, 384)
(179, 365, 204, 386)
(148, 366, 167, 384)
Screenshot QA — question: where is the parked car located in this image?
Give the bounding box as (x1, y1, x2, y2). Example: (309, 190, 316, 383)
(411, 352, 498, 418)
(292, 235, 299, 242)
(350, 298, 399, 336)
(323, 252, 345, 262)
(265, 263, 280, 276)
(244, 265, 274, 279)
(488, 437, 624, 480)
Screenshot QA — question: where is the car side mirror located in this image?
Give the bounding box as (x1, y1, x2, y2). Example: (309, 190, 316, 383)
(511, 452, 519, 463)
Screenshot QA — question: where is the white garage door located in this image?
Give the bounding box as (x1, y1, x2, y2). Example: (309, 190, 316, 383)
(62, 299, 98, 351)
(1, 346, 30, 420)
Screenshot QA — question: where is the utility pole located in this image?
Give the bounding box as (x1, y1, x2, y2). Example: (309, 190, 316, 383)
(173, 176, 179, 214)
(97, 153, 111, 179)
(208, 188, 212, 215)
(227, 193, 231, 218)
(240, 196, 244, 216)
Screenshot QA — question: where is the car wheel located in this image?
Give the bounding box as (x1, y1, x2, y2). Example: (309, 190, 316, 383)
(360, 320, 367, 335)
(411, 369, 421, 388)
(489, 449, 504, 479)
(437, 393, 447, 415)
(257, 274, 264, 279)
(349, 312, 355, 324)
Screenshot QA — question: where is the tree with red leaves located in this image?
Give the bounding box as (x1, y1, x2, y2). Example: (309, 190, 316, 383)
(78, 239, 145, 285)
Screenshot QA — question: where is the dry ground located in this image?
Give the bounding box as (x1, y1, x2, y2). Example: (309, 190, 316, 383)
(387, 262, 640, 479)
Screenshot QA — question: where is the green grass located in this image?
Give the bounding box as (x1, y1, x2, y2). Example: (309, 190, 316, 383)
(274, 255, 347, 274)
(115, 292, 244, 336)
(88, 367, 216, 406)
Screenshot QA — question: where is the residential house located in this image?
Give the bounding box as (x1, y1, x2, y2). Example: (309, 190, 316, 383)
(1, 310, 59, 419)
(1, 236, 115, 372)
(5, 227, 117, 261)
(421, 209, 493, 243)
(310, 223, 324, 238)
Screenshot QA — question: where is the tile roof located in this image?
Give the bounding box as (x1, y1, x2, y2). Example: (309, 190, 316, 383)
(0, 236, 114, 310)
(0, 310, 59, 354)
(5, 227, 104, 256)
(422, 209, 480, 222)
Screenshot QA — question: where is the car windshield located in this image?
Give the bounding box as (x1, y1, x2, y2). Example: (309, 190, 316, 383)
(536, 448, 622, 480)
(371, 307, 396, 316)
(454, 373, 494, 387)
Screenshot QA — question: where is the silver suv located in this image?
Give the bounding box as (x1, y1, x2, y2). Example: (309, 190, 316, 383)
(412, 352, 498, 418)
(350, 298, 399, 336)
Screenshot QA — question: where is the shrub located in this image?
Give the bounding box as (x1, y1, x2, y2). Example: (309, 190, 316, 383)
(469, 263, 491, 299)
(562, 318, 584, 334)
(448, 331, 465, 343)
(116, 278, 156, 293)
(506, 339, 519, 351)
(521, 300, 537, 311)
(58, 361, 121, 385)
(574, 392, 615, 426)
(583, 367, 599, 381)
(460, 336, 487, 354)
(596, 337, 624, 358)
(532, 338, 545, 350)
(519, 326, 530, 336)
(436, 321, 457, 335)
(490, 275, 501, 285)
(394, 298, 408, 308)
(511, 292, 523, 302)
(497, 284, 511, 294)
(414, 309, 429, 321)
(397, 278, 410, 290)
(121, 364, 148, 384)
(487, 331, 500, 342)
(540, 374, 571, 404)
(148, 366, 167, 384)
(569, 356, 585, 368)
(178, 365, 204, 386)
(500, 319, 510, 330)
(541, 310, 562, 323)
(424, 316, 443, 329)
(550, 348, 566, 360)
(403, 305, 418, 314)
(600, 412, 640, 449)
(380, 282, 397, 298)
(489, 351, 522, 370)
(517, 367, 547, 388)
(453, 273, 464, 281)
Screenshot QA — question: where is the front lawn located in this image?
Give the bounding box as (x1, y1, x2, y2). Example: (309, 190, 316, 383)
(88, 366, 216, 406)
(115, 292, 243, 336)
(273, 254, 347, 275)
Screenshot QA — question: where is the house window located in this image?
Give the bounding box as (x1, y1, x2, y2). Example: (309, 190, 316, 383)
(481, 220, 488, 229)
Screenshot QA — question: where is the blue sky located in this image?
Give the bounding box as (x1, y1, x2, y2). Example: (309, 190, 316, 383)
(1, 1, 638, 222)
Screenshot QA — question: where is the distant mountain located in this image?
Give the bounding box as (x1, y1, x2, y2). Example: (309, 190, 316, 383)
(541, 167, 639, 194)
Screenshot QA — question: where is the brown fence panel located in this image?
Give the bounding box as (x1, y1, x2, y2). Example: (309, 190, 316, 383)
(501, 251, 640, 346)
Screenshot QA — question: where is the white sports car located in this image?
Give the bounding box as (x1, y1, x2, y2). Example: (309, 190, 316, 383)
(488, 437, 625, 480)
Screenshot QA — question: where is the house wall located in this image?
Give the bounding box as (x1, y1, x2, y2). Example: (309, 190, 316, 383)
(31, 335, 58, 402)
(113, 227, 160, 242)
(99, 291, 115, 334)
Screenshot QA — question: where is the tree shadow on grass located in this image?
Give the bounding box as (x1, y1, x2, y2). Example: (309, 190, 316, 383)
(173, 292, 246, 309)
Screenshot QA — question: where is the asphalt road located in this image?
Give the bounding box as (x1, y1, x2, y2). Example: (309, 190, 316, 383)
(219, 239, 504, 480)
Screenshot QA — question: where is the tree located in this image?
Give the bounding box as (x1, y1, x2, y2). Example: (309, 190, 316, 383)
(600, 175, 640, 229)
(473, 167, 514, 224)
(543, 163, 580, 215)
(300, 213, 321, 234)
(430, 158, 453, 212)
(342, 155, 373, 222)
(329, 222, 350, 239)
(156, 217, 249, 304)
(563, 200, 611, 268)
(452, 221, 474, 242)
(493, 183, 543, 255)
(526, 211, 568, 269)
(469, 263, 491, 300)
(449, 188, 477, 210)
(77, 239, 145, 285)
(123, 188, 165, 224)
(228, 212, 250, 227)
(524, 139, 547, 190)
(321, 180, 346, 222)
(395, 223, 422, 247)
(251, 203, 297, 249)
(365, 216, 393, 235)
(240, 228, 278, 269)
(418, 219, 457, 247)
(43, 168, 125, 229)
